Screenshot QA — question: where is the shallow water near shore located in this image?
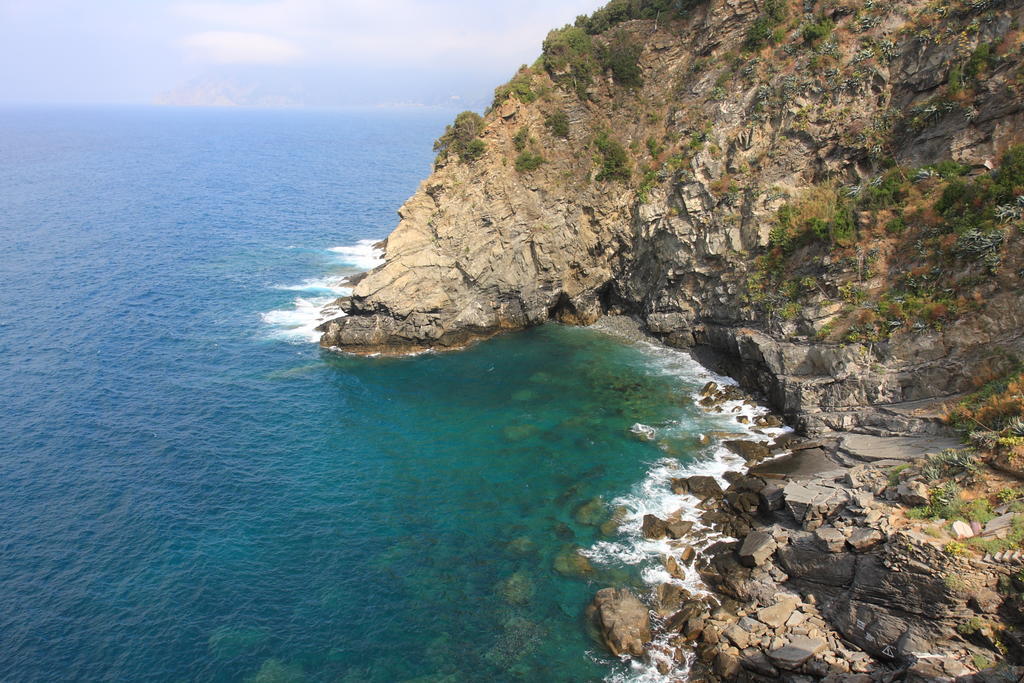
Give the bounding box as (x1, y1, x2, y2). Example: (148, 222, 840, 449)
(1, 106, 764, 682)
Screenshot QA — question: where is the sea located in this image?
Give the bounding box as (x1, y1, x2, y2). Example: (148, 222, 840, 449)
(0, 105, 779, 682)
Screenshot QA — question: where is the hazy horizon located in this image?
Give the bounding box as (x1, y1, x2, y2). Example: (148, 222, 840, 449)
(0, 0, 603, 108)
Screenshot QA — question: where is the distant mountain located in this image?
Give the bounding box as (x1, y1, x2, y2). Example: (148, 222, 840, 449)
(155, 68, 494, 110)
(154, 77, 302, 107)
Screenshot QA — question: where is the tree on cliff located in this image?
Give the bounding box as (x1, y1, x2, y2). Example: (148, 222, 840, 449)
(434, 111, 486, 165)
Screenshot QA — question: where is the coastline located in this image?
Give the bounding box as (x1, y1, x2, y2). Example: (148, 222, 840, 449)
(580, 320, 1023, 682)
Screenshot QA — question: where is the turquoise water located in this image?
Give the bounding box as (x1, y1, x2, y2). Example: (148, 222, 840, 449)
(0, 106, 754, 682)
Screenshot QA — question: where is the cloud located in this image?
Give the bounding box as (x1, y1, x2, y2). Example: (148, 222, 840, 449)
(182, 31, 302, 64)
(171, 0, 599, 69)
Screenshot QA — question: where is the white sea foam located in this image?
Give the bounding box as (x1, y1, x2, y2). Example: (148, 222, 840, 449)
(327, 239, 384, 271)
(274, 277, 353, 297)
(582, 336, 791, 683)
(261, 239, 382, 344)
(261, 296, 344, 343)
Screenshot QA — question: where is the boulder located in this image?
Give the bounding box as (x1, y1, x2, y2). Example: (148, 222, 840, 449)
(759, 482, 785, 511)
(740, 649, 778, 677)
(756, 595, 800, 628)
(684, 475, 724, 500)
(655, 582, 688, 616)
(969, 588, 1003, 614)
(846, 528, 883, 552)
(713, 650, 742, 678)
(589, 588, 652, 658)
(723, 623, 750, 648)
(738, 530, 777, 568)
(642, 514, 693, 540)
(951, 520, 974, 539)
(724, 440, 771, 461)
(814, 526, 847, 553)
(663, 554, 685, 580)
(982, 513, 1017, 539)
(767, 635, 826, 670)
(897, 480, 930, 507)
(665, 600, 704, 633)
(726, 491, 761, 514)
(783, 480, 848, 524)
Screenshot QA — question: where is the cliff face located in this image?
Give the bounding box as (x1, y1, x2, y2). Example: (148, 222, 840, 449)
(320, 0, 1024, 434)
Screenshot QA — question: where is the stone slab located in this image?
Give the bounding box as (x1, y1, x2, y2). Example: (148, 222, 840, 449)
(838, 434, 962, 463)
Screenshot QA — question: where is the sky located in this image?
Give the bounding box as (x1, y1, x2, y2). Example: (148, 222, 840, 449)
(0, 0, 603, 107)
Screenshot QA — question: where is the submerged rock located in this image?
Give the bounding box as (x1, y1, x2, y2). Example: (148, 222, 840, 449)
(505, 536, 537, 555)
(599, 505, 630, 537)
(246, 659, 306, 683)
(553, 545, 593, 578)
(572, 496, 606, 526)
(497, 571, 535, 605)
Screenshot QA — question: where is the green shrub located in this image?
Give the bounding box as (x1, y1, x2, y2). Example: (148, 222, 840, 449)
(492, 69, 538, 108)
(935, 145, 1024, 235)
(888, 464, 910, 485)
(434, 111, 486, 163)
(802, 17, 834, 44)
(921, 449, 979, 482)
(948, 64, 964, 95)
(971, 654, 993, 671)
(968, 515, 1024, 554)
(575, 0, 702, 35)
(830, 204, 857, 244)
(544, 111, 570, 138)
(598, 30, 644, 87)
(997, 487, 1024, 503)
(957, 616, 986, 634)
(859, 170, 908, 210)
(577, 0, 633, 34)
(462, 139, 486, 162)
(646, 136, 663, 158)
(513, 126, 530, 152)
(947, 361, 1024, 433)
(929, 160, 971, 179)
(637, 167, 659, 202)
(514, 151, 546, 173)
(965, 43, 997, 82)
(542, 26, 596, 99)
(886, 216, 907, 234)
(746, 0, 786, 50)
(945, 540, 969, 556)
(594, 131, 631, 182)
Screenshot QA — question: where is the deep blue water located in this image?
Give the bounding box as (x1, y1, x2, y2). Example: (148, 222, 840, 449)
(0, 106, 753, 682)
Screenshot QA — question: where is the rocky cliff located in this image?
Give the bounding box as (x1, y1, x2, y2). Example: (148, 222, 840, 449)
(320, 0, 1024, 436)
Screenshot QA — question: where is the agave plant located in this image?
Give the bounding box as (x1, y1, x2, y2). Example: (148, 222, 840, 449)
(1006, 416, 1024, 437)
(969, 430, 999, 450)
(995, 203, 1022, 222)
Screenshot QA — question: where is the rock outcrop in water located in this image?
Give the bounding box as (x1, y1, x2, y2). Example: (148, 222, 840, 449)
(320, 0, 1024, 438)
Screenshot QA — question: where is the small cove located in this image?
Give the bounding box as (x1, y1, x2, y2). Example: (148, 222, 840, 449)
(0, 105, 775, 682)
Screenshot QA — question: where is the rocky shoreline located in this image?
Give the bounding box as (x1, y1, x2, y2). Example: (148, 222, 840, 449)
(587, 378, 1024, 682)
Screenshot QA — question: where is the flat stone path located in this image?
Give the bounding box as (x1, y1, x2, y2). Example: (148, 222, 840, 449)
(838, 433, 962, 462)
